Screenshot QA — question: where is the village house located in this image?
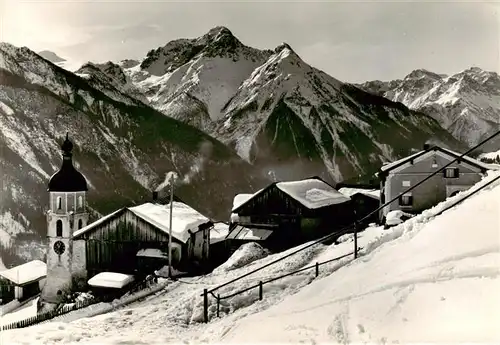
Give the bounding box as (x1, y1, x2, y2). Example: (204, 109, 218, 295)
(0, 260, 47, 304)
(229, 176, 355, 252)
(338, 187, 381, 226)
(378, 144, 495, 221)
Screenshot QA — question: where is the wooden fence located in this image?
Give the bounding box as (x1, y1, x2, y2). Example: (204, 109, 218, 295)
(1, 276, 158, 330)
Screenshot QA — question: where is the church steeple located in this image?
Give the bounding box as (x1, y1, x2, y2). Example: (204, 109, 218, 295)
(61, 133, 73, 160)
(48, 133, 88, 192)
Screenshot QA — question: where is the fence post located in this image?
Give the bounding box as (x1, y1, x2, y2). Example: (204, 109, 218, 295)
(216, 294, 220, 318)
(259, 281, 263, 301)
(354, 221, 358, 259)
(203, 289, 208, 323)
(315, 262, 319, 277)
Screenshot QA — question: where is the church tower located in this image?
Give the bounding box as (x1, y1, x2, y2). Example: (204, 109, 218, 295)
(40, 133, 88, 305)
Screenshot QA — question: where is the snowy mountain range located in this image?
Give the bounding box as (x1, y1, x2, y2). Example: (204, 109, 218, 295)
(76, 27, 462, 183)
(0, 42, 268, 264)
(359, 68, 500, 150)
(0, 26, 486, 265)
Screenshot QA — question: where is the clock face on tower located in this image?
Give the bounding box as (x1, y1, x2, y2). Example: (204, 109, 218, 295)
(53, 240, 66, 255)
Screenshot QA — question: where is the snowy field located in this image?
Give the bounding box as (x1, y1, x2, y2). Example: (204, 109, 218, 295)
(1, 171, 500, 344)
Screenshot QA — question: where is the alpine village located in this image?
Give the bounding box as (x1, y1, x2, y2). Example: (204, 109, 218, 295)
(0, 128, 495, 321)
(0, 21, 499, 336)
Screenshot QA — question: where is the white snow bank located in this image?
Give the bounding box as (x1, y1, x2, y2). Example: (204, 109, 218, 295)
(88, 273, 135, 289)
(0, 260, 46, 285)
(0, 297, 39, 325)
(213, 242, 269, 273)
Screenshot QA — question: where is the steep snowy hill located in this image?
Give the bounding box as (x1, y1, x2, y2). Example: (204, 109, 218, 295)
(84, 27, 463, 183)
(360, 67, 500, 150)
(2, 170, 499, 344)
(0, 42, 269, 264)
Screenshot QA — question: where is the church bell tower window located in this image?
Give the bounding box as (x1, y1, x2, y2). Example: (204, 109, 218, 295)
(57, 197, 62, 210)
(56, 220, 63, 237)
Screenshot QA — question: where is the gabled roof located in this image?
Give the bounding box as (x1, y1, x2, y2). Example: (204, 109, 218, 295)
(0, 260, 46, 286)
(339, 187, 380, 200)
(232, 176, 350, 213)
(379, 146, 494, 175)
(74, 202, 212, 243)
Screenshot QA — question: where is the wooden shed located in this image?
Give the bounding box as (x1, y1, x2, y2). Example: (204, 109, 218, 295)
(231, 176, 355, 251)
(0, 260, 47, 303)
(72, 201, 212, 285)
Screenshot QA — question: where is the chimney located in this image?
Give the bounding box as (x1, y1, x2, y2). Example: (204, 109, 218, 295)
(423, 143, 430, 150)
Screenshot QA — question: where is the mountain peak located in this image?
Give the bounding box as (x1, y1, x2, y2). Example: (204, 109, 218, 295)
(37, 50, 66, 63)
(274, 42, 294, 54)
(405, 69, 443, 81)
(206, 26, 234, 38)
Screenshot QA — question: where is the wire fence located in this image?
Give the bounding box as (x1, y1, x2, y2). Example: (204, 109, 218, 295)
(201, 249, 359, 322)
(200, 129, 500, 322)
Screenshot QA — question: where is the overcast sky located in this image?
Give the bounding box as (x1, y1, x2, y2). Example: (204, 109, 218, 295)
(1, 0, 498, 82)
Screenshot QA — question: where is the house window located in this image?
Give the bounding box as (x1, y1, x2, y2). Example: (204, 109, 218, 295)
(77, 196, 83, 208)
(78, 219, 83, 229)
(402, 180, 411, 187)
(444, 167, 459, 178)
(56, 220, 63, 237)
(399, 194, 413, 207)
(56, 196, 62, 210)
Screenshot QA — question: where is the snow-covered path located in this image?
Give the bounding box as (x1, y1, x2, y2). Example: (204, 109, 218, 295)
(1, 171, 500, 344)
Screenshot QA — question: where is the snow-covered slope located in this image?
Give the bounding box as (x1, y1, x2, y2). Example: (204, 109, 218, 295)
(75, 61, 149, 105)
(3, 169, 499, 344)
(0, 42, 269, 266)
(98, 27, 463, 184)
(360, 67, 500, 150)
(126, 26, 272, 130)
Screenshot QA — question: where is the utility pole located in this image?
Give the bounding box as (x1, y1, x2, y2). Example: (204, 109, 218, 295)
(168, 172, 176, 279)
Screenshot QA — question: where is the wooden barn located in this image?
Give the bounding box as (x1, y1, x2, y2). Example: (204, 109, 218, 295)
(338, 187, 381, 227)
(72, 201, 212, 287)
(230, 176, 355, 252)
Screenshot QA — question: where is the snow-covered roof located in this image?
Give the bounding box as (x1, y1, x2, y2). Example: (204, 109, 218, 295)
(232, 194, 254, 211)
(73, 207, 125, 238)
(74, 202, 211, 244)
(0, 260, 46, 286)
(339, 187, 380, 200)
(129, 202, 211, 243)
(87, 272, 135, 289)
(136, 248, 168, 259)
(211, 222, 230, 244)
(276, 179, 350, 209)
(380, 146, 494, 173)
(232, 189, 264, 211)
